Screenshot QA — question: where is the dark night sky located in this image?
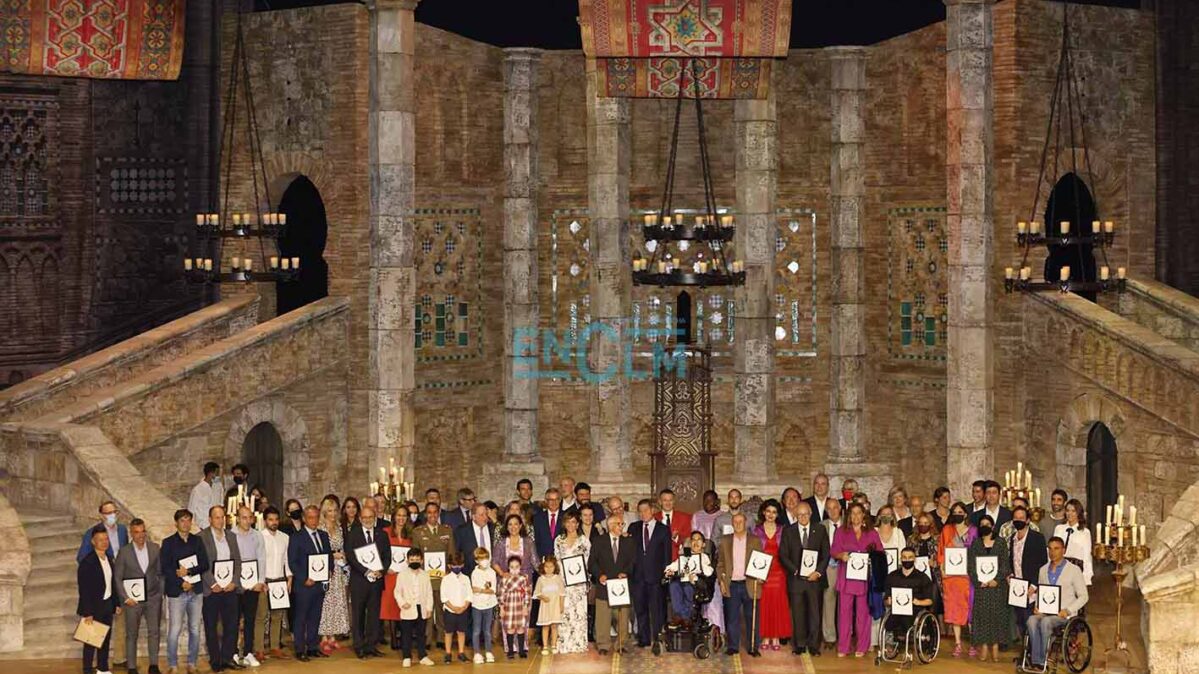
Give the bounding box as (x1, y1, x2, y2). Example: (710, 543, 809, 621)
(254, 1, 1144, 49)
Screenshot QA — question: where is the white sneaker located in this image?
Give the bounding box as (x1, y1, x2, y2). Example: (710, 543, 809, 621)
(402, 658, 412, 667)
(232, 654, 243, 667)
(485, 652, 495, 663)
(97, 671, 113, 674)
(243, 653, 261, 668)
(419, 656, 435, 666)
(473, 653, 484, 664)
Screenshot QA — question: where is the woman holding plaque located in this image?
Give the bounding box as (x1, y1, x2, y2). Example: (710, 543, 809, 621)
(382, 503, 413, 649)
(938, 501, 977, 657)
(553, 511, 591, 654)
(1052, 499, 1093, 586)
(752, 499, 791, 650)
(967, 514, 1011, 662)
(907, 512, 942, 615)
(318, 501, 350, 653)
(830, 502, 883, 658)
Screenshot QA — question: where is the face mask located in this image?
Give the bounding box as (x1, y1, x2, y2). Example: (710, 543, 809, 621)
(978, 526, 993, 538)
(947, 514, 964, 525)
(288, 509, 301, 520)
(233, 475, 245, 485)
(901, 560, 915, 570)
(449, 565, 464, 574)
(478, 558, 490, 567)
(408, 561, 423, 570)
(1012, 520, 1028, 531)
(917, 524, 931, 534)
(878, 515, 895, 526)
(104, 513, 117, 527)
(842, 490, 854, 500)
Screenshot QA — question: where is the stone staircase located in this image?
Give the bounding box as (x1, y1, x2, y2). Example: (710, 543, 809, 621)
(0, 510, 95, 661)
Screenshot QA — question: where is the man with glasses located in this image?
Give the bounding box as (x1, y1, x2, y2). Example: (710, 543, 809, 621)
(443, 488, 475, 530)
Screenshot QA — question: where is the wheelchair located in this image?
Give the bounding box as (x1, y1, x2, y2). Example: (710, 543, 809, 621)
(874, 608, 941, 668)
(652, 571, 724, 659)
(1015, 614, 1093, 674)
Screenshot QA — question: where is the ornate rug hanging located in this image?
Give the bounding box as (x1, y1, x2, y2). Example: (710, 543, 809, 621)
(579, 0, 792, 58)
(596, 56, 771, 99)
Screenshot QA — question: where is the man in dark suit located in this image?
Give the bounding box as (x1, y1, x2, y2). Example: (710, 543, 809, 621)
(78, 525, 120, 674)
(347, 502, 390, 659)
(803, 473, 832, 521)
(628, 499, 670, 646)
(442, 488, 475, 531)
(970, 480, 1013, 530)
(199, 506, 243, 672)
(287, 505, 331, 661)
(113, 518, 163, 674)
(778, 502, 830, 655)
(569, 482, 606, 524)
(454, 504, 496, 574)
(1007, 505, 1047, 641)
(780, 487, 804, 527)
(532, 488, 565, 560)
(77, 500, 131, 667)
(590, 512, 635, 655)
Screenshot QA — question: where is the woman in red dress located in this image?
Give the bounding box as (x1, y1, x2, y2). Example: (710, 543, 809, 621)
(753, 498, 792, 650)
(381, 502, 413, 649)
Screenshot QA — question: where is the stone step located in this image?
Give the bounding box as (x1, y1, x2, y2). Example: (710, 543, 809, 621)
(24, 596, 79, 623)
(0, 642, 81, 661)
(30, 536, 84, 556)
(27, 565, 76, 590)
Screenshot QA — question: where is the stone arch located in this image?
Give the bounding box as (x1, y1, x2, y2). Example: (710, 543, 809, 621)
(223, 398, 311, 503)
(1055, 392, 1127, 505)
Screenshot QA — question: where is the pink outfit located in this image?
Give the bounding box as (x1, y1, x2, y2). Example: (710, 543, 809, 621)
(830, 526, 883, 655)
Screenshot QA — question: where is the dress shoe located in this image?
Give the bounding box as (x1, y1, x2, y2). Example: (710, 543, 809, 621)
(367, 649, 385, 657)
(749, 650, 762, 657)
(811, 649, 822, 657)
(598, 649, 609, 656)
(149, 667, 162, 674)
(724, 649, 736, 656)
(356, 652, 367, 660)
(296, 654, 310, 663)
(312, 651, 329, 658)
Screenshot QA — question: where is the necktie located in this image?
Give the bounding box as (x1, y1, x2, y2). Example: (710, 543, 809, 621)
(366, 528, 373, 545)
(665, 513, 671, 529)
(613, 537, 619, 559)
(801, 527, 807, 546)
(311, 531, 321, 553)
(1065, 527, 1074, 548)
(550, 512, 557, 538)
(643, 523, 649, 551)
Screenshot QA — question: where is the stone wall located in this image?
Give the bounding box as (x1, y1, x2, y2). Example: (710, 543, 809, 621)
(1104, 277, 1199, 353)
(0, 492, 30, 652)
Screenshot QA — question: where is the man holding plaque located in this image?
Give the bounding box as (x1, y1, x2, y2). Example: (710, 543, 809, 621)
(589, 513, 635, 655)
(257, 506, 292, 660)
(199, 506, 243, 672)
(717, 512, 763, 657)
(232, 506, 264, 667)
(161, 509, 207, 674)
(410, 501, 456, 651)
(1008, 505, 1046, 644)
(347, 503, 390, 659)
(1025, 537, 1088, 669)
(779, 502, 829, 656)
(114, 518, 162, 674)
(287, 505, 331, 662)
(883, 547, 933, 635)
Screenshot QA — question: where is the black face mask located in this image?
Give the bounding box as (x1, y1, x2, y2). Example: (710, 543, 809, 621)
(1012, 520, 1028, 531)
(947, 514, 964, 525)
(233, 476, 246, 485)
(288, 509, 301, 520)
(901, 560, 915, 570)
(978, 526, 994, 538)
(408, 561, 423, 570)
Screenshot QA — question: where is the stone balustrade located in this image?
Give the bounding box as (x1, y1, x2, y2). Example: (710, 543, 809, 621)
(0, 492, 31, 652)
(1104, 277, 1199, 354)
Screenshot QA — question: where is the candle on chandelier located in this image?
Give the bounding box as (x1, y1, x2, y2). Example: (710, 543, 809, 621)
(1025, 470, 1031, 486)
(244, 258, 252, 272)
(1106, 504, 1113, 525)
(1117, 267, 1126, 279)
(1092, 220, 1101, 234)
(204, 259, 213, 271)
(1130, 505, 1137, 526)
(1101, 266, 1110, 281)
(721, 215, 734, 227)
(644, 214, 655, 226)
(1034, 487, 1041, 508)
(281, 258, 290, 270)
(1060, 266, 1070, 282)
(243, 213, 253, 225)
(1118, 526, 1124, 547)
(1020, 267, 1031, 280)
(279, 213, 287, 225)
(209, 214, 220, 226)
(695, 216, 704, 227)
(1017, 221, 1027, 234)
(1060, 221, 1070, 235)
(370, 481, 379, 495)
(232, 257, 241, 270)
(1095, 523, 1101, 543)
(1104, 221, 1114, 233)
(1005, 267, 1014, 280)
(378, 466, 386, 482)
(233, 214, 242, 226)
(291, 257, 300, 269)
(1030, 221, 1041, 234)
(184, 259, 193, 271)
(196, 214, 205, 226)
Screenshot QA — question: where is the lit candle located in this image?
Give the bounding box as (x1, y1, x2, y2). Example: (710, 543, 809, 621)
(1060, 266, 1070, 282)
(1106, 504, 1113, 526)
(1117, 267, 1126, 279)
(1118, 527, 1124, 547)
(1030, 221, 1041, 234)
(399, 466, 405, 482)
(1020, 267, 1031, 280)
(196, 214, 205, 226)
(643, 214, 654, 226)
(662, 215, 672, 227)
(695, 216, 704, 227)
(1094, 524, 1101, 543)
(370, 481, 378, 495)
(231, 257, 240, 270)
(270, 256, 279, 269)
(184, 258, 193, 271)
(1092, 220, 1101, 234)
(281, 258, 290, 270)
(278, 213, 287, 225)
(1140, 525, 1146, 546)
(1104, 221, 1114, 233)
(1026, 470, 1031, 487)
(291, 257, 300, 269)
(1131, 526, 1137, 547)
(204, 259, 213, 271)
(1130, 505, 1137, 526)
(721, 215, 734, 227)
(1100, 266, 1110, 281)
(658, 261, 667, 273)
(1005, 267, 1014, 280)
(227, 496, 237, 515)
(1017, 221, 1027, 234)
(244, 258, 252, 272)
(379, 467, 386, 481)
(233, 214, 242, 226)
(1005, 471, 1011, 487)
(243, 213, 252, 225)
(1034, 488, 1040, 508)
(1060, 221, 1070, 235)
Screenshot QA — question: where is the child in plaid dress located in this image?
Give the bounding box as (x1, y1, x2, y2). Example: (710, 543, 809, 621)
(498, 555, 532, 659)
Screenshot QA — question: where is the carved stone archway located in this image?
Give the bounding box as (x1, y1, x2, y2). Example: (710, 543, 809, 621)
(224, 398, 311, 503)
(1055, 392, 1127, 506)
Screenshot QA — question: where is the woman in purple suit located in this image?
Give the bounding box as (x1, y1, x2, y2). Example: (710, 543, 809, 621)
(830, 502, 883, 658)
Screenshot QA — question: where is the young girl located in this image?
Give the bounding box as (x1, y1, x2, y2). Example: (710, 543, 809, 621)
(470, 548, 498, 664)
(393, 547, 434, 668)
(497, 555, 532, 659)
(533, 556, 565, 655)
(440, 552, 472, 663)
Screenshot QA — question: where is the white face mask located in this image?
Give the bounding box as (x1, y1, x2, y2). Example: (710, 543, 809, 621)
(104, 513, 117, 527)
(409, 513, 419, 522)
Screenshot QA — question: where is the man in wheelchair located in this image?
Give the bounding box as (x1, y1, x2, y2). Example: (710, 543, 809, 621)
(1024, 536, 1088, 670)
(884, 547, 935, 636)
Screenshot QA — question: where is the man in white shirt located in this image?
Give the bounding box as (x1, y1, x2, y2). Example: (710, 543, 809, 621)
(559, 477, 577, 511)
(257, 506, 292, 659)
(114, 519, 162, 674)
(804, 474, 831, 521)
(187, 462, 224, 531)
(969, 480, 1012, 530)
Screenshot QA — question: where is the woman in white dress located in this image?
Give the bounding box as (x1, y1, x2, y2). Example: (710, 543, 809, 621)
(552, 511, 591, 654)
(1052, 498, 1094, 585)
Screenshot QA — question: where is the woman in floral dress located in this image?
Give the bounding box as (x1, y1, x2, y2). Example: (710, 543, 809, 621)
(553, 511, 591, 654)
(318, 501, 351, 652)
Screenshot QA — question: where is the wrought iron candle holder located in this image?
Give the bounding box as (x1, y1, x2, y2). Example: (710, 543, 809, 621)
(1093, 507, 1150, 673)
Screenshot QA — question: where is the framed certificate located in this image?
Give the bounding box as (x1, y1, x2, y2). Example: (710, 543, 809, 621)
(943, 548, 968, 576)
(389, 545, 410, 573)
(178, 554, 201, 584)
(267, 580, 290, 610)
(975, 555, 998, 584)
(1037, 584, 1062, 615)
(722, 524, 734, 536)
(308, 554, 329, 582)
(424, 551, 446, 576)
(885, 548, 900, 574)
(213, 560, 235, 587)
(683, 554, 702, 576)
(562, 554, 587, 587)
(355, 544, 384, 572)
(891, 587, 914, 616)
(1008, 578, 1031, 608)
(240, 560, 260, 589)
(845, 552, 869, 581)
(606, 577, 631, 607)
(914, 556, 931, 578)
(800, 549, 819, 576)
(745, 550, 774, 581)
(123, 578, 146, 603)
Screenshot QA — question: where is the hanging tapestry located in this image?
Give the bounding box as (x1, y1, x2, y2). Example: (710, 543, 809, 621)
(579, 0, 792, 58)
(596, 56, 771, 99)
(0, 0, 187, 80)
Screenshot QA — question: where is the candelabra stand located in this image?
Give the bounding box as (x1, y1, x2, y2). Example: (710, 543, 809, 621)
(1001, 485, 1046, 524)
(1093, 526, 1150, 673)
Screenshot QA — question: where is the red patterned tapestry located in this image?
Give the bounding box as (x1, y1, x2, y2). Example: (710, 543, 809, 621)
(0, 0, 187, 80)
(597, 56, 771, 99)
(579, 0, 792, 58)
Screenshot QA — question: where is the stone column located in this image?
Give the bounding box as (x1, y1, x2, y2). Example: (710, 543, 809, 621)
(367, 0, 418, 477)
(945, 0, 995, 498)
(586, 64, 632, 483)
(486, 48, 547, 493)
(733, 88, 777, 483)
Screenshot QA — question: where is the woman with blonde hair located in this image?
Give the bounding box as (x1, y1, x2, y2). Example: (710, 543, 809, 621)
(317, 500, 350, 653)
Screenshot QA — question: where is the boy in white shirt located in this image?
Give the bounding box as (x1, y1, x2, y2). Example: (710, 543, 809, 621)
(441, 552, 472, 664)
(394, 548, 435, 667)
(469, 548, 498, 663)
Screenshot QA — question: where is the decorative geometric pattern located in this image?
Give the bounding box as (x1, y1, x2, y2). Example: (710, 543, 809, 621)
(550, 209, 591, 350)
(0, 95, 57, 229)
(775, 207, 817, 358)
(597, 57, 772, 99)
(95, 156, 188, 216)
(414, 208, 483, 363)
(887, 206, 948, 362)
(0, 1, 187, 80)
(579, 0, 792, 58)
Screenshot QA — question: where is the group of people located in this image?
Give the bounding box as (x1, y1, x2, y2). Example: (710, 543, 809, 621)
(75, 463, 1094, 673)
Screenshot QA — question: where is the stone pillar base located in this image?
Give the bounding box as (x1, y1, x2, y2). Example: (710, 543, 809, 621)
(824, 461, 896, 512)
(480, 460, 547, 504)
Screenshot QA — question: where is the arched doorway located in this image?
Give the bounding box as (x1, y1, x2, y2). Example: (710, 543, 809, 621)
(242, 422, 285, 508)
(675, 290, 692, 344)
(1042, 173, 1099, 301)
(276, 175, 329, 315)
(1086, 422, 1118, 528)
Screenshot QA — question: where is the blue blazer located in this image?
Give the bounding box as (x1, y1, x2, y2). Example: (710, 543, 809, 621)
(77, 524, 129, 562)
(531, 507, 565, 560)
(453, 521, 496, 574)
(442, 507, 470, 532)
(287, 527, 332, 586)
(628, 519, 672, 583)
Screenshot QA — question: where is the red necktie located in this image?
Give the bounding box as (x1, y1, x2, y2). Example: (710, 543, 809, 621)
(550, 512, 557, 538)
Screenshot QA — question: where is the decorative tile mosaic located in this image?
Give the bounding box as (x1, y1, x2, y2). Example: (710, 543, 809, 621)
(550, 208, 591, 352)
(95, 156, 188, 217)
(0, 96, 58, 229)
(887, 205, 948, 362)
(414, 207, 483, 363)
(775, 207, 818, 359)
